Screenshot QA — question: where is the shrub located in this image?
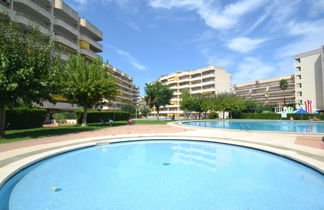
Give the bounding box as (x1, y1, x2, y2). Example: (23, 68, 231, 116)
(52, 113, 67, 125)
(208, 112, 219, 119)
(5, 107, 47, 130)
(75, 110, 130, 124)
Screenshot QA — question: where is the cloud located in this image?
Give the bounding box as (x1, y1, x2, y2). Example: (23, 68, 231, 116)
(148, 0, 268, 30)
(227, 37, 266, 53)
(68, 0, 140, 12)
(277, 19, 324, 57)
(118, 18, 141, 32)
(232, 57, 275, 85)
(109, 46, 147, 71)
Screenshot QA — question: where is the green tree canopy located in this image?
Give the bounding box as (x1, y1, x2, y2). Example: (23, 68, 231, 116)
(144, 82, 173, 120)
(0, 13, 62, 137)
(279, 79, 288, 105)
(120, 101, 137, 118)
(210, 93, 246, 118)
(61, 55, 118, 126)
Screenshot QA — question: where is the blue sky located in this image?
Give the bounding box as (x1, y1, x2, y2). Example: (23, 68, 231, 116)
(65, 0, 324, 95)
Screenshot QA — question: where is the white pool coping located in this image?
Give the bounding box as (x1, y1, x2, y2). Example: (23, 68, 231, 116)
(0, 125, 324, 187)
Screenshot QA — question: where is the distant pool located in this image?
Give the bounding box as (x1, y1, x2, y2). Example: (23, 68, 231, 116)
(182, 120, 324, 133)
(0, 140, 324, 209)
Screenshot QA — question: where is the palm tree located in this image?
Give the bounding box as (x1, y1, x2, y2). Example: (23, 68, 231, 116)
(279, 79, 288, 105)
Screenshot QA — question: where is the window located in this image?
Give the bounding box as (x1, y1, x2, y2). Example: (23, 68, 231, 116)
(296, 75, 302, 80)
(296, 67, 301, 72)
(295, 58, 300, 64)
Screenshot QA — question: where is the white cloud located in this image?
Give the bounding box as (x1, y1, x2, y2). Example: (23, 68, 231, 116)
(118, 18, 141, 32)
(232, 57, 275, 85)
(227, 37, 266, 53)
(149, 0, 268, 30)
(109, 46, 147, 71)
(69, 0, 140, 12)
(278, 19, 324, 57)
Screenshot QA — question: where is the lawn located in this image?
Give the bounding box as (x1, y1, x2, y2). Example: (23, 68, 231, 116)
(0, 120, 170, 144)
(0, 121, 127, 144)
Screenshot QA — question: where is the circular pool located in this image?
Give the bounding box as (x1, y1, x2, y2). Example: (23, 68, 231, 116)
(182, 120, 324, 133)
(1, 140, 323, 209)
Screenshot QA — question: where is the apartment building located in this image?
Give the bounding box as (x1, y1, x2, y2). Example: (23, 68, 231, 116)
(151, 65, 231, 117)
(294, 46, 324, 110)
(232, 75, 295, 104)
(101, 64, 139, 111)
(0, 0, 103, 61)
(1, 0, 139, 111)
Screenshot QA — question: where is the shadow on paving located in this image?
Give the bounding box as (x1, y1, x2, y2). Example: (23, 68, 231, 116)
(0, 122, 128, 143)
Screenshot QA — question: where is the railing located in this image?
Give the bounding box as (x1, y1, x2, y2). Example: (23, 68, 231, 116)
(54, 18, 78, 35)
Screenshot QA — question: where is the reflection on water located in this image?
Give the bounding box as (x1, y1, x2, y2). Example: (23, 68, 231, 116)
(170, 142, 232, 172)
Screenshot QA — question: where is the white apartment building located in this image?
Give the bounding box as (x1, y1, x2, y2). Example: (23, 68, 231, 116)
(102, 64, 139, 111)
(232, 75, 295, 105)
(294, 46, 324, 110)
(151, 65, 231, 117)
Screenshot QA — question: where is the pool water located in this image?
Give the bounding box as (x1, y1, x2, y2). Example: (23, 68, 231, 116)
(183, 120, 324, 133)
(1, 140, 324, 210)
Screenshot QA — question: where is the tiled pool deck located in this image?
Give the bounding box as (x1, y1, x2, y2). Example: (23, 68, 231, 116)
(0, 122, 323, 186)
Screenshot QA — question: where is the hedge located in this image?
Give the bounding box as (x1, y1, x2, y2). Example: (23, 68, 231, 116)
(5, 107, 47, 130)
(233, 113, 324, 120)
(75, 110, 130, 124)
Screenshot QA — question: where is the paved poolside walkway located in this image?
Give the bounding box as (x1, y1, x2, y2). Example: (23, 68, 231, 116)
(0, 124, 194, 152)
(0, 123, 323, 186)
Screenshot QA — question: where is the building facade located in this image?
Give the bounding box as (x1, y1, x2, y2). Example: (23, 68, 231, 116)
(232, 75, 295, 105)
(102, 64, 139, 111)
(294, 46, 324, 110)
(1, 0, 139, 111)
(1, 0, 103, 61)
(151, 65, 231, 117)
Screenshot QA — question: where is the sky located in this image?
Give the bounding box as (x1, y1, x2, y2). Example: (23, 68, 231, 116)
(65, 0, 324, 96)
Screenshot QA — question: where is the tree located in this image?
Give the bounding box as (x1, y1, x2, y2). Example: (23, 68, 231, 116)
(144, 82, 173, 120)
(0, 14, 62, 138)
(61, 55, 118, 126)
(210, 93, 246, 118)
(180, 89, 192, 118)
(140, 108, 150, 118)
(279, 79, 288, 105)
(120, 101, 137, 118)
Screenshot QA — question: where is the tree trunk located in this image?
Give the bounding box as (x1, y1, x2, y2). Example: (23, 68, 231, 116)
(283, 90, 286, 105)
(223, 111, 225, 119)
(198, 112, 201, 120)
(0, 107, 5, 138)
(82, 107, 88, 126)
(156, 106, 159, 120)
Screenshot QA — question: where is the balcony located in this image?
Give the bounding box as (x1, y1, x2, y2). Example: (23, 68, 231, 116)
(79, 34, 103, 53)
(54, 0, 79, 22)
(54, 18, 79, 36)
(0, 2, 9, 13)
(54, 35, 79, 51)
(14, 13, 50, 35)
(15, 0, 51, 21)
(80, 18, 103, 41)
(80, 49, 99, 60)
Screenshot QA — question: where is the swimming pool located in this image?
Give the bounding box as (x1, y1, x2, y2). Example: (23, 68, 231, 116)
(183, 120, 324, 133)
(1, 140, 323, 209)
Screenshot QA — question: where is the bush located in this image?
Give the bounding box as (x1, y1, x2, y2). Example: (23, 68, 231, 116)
(75, 110, 130, 124)
(52, 113, 67, 125)
(5, 107, 47, 130)
(233, 113, 324, 120)
(208, 112, 219, 119)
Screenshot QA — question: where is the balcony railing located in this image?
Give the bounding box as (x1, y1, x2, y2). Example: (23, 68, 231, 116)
(54, 35, 79, 51)
(80, 35, 103, 52)
(80, 49, 100, 60)
(15, 0, 51, 20)
(80, 18, 103, 41)
(54, 18, 78, 35)
(54, 0, 79, 21)
(14, 12, 50, 35)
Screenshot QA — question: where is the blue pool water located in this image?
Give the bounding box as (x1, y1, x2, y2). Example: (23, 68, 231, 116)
(1, 140, 324, 210)
(183, 120, 324, 133)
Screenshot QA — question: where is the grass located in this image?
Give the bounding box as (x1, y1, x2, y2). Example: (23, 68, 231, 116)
(0, 121, 127, 144)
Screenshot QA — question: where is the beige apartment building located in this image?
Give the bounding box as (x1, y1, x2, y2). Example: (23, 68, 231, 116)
(0, 0, 102, 61)
(232, 75, 295, 105)
(102, 64, 139, 111)
(0, 0, 139, 111)
(294, 46, 324, 110)
(151, 65, 231, 117)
